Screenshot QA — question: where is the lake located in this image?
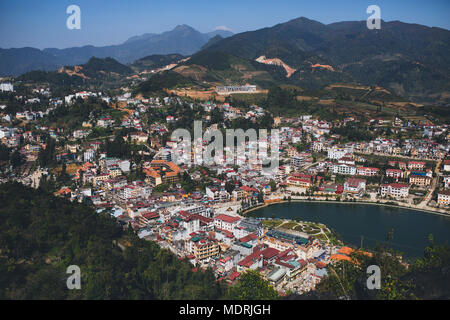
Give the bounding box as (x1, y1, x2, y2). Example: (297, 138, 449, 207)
(249, 202, 450, 260)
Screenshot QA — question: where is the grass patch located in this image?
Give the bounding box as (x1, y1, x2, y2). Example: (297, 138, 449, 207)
(280, 221, 298, 229)
(262, 219, 284, 229)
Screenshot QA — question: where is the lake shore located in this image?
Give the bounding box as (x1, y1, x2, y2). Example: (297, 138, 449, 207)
(242, 198, 450, 218)
(242, 198, 450, 260)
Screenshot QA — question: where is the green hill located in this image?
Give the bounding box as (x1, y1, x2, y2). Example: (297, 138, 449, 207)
(17, 57, 133, 94)
(134, 70, 199, 96)
(81, 57, 133, 76)
(196, 17, 450, 101)
(0, 182, 224, 299)
(174, 50, 285, 87)
(131, 54, 185, 72)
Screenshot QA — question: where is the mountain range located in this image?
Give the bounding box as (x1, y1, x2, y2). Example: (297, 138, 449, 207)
(171, 17, 450, 101)
(0, 25, 233, 76)
(4, 17, 450, 102)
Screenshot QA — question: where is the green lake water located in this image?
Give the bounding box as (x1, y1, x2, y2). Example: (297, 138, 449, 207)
(249, 202, 450, 260)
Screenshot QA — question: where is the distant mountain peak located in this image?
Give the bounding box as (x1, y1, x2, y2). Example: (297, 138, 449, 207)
(201, 35, 224, 50)
(125, 33, 157, 44)
(173, 24, 196, 32)
(284, 16, 326, 29)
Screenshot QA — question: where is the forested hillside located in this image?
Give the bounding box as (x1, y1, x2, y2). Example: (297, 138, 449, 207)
(0, 182, 225, 299)
(1, 182, 448, 300)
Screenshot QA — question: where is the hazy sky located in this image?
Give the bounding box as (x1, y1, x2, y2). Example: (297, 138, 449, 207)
(1, 0, 449, 49)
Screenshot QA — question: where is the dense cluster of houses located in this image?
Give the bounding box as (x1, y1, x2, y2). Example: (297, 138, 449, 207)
(1, 80, 450, 295)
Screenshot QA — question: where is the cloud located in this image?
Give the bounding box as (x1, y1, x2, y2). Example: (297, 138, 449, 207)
(213, 25, 233, 32)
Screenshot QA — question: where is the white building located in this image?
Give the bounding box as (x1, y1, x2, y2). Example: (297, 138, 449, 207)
(443, 176, 450, 189)
(0, 128, 12, 139)
(332, 163, 356, 175)
(344, 178, 366, 195)
(328, 145, 353, 160)
(206, 187, 230, 202)
(214, 214, 241, 232)
(0, 83, 14, 92)
(443, 160, 450, 172)
(181, 204, 211, 218)
(65, 95, 75, 104)
(437, 190, 450, 206)
(83, 149, 96, 162)
(380, 183, 409, 199)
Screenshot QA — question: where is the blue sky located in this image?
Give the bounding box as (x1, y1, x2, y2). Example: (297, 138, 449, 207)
(0, 0, 449, 49)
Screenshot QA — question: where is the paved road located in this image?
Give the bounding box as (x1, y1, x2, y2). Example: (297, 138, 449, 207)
(418, 160, 441, 209)
(355, 151, 440, 162)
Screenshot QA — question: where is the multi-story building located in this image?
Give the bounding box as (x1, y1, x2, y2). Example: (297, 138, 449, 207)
(206, 187, 230, 202)
(181, 204, 211, 218)
(143, 160, 181, 186)
(237, 249, 264, 272)
(290, 155, 306, 168)
(193, 239, 219, 261)
(93, 174, 109, 186)
(408, 161, 426, 171)
(444, 176, 450, 189)
(409, 174, 432, 187)
(178, 211, 201, 234)
(0, 83, 14, 92)
(386, 169, 404, 179)
(356, 167, 379, 176)
(380, 183, 409, 198)
(327, 145, 353, 160)
(216, 85, 257, 94)
(232, 188, 245, 201)
(237, 218, 265, 238)
(214, 214, 241, 232)
(443, 160, 450, 172)
(83, 149, 96, 162)
(108, 166, 122, 178)
(437, 190, 450, 206)
(286, 176, 311, 188)
(332, 163, 356, 175)
(344, 178, 366, 195)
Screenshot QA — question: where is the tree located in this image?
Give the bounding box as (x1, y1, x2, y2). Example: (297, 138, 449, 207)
(257, 190, 264, 203)
(10, 150, 23, 169)
(269, 179, 277, 192)
(225, 181, 235, 194)
(0, 182, 226, 300)
(0, 144, 10, 162)
(38, 135, 56, 168)
(227, 270, 279, 300)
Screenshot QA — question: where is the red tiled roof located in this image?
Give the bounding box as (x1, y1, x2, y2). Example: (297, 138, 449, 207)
(229, 271, 241, 281)
(142, 212, 159, 220)
(238, 250, 262, 267)
(215, 214, 240, 223)
(240, 185, 258, 193)
(381, 183, 409, 188)
(260, 247, 280, 259)
(239, 233, 258, 243)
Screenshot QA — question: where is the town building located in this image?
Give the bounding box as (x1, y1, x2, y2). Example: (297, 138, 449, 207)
(409, 174, 432, 187)
(437, 190, 450, 206)
(332, 163, 356, 175)
(344, 178, 366, 195)
(380, 183, 409, 199)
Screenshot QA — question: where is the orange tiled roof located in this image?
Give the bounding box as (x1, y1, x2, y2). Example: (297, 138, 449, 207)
(330, 254, 352, 262)
(338, 246, 355, 255)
